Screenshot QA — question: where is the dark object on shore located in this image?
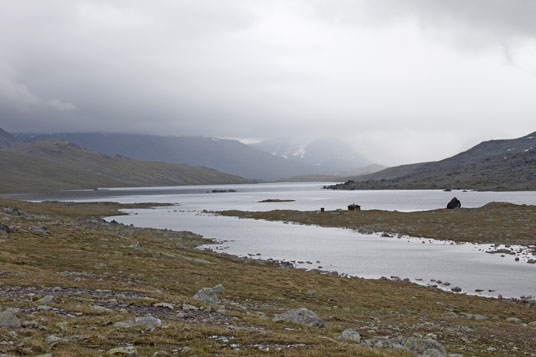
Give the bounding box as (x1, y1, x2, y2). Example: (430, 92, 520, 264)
(211, 189, 236, 193)
(348, 203, 361, 211)
(446, 197, 461, 209)
(320, 207, 325, 212)
(258, 199, 295, 203)
(444, 188, 452, 192)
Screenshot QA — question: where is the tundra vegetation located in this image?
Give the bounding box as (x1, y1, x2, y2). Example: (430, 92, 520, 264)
(221, 202, 536, 247)
(0, 199, 535, 356)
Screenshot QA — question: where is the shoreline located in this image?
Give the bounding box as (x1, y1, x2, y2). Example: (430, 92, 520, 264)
(219, 203, 536, 248)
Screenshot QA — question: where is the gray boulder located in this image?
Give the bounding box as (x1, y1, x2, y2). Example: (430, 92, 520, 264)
(273, 307, 325, 328)
(114, 315, 161, 330)
(340, 329, 361, 342)
(128, 242, 143, 250)
(108, 346, 137, 356)
(193, 286, 223, 305)
(0, 309, 21, 328)
(405, 337, 446, 357)
(37, 295, 55, 304)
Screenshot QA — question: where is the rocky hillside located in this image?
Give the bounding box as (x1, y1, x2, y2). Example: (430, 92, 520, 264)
(329, 131, 536, 191)
(0, 139, 253, 193)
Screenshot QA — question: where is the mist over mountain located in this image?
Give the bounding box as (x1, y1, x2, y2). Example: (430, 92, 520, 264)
(16, 133, 376, 180)
(251, 138, 381, 176)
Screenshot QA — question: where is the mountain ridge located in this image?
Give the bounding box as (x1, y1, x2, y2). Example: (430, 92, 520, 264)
(0, 136, 254, 193)
(15, 133, 343, 180)
(328, 131, 536, 191)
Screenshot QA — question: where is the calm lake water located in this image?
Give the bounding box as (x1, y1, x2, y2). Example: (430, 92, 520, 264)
(28, 183, 536, 298)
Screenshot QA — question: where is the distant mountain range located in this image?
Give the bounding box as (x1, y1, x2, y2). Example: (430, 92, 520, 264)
(328, 131, 536, 191)
(0, 129, 253, 193)
(15, 133, 380, 180)
(250, 138, 382, 176)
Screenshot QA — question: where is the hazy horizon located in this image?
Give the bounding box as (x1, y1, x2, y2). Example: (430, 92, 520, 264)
(1, 1, 535, 166)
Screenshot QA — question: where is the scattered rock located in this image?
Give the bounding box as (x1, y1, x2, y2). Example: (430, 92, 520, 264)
(0, 309, 21, 328)
(405, 336, 447, 356)
(506, 317, 521, 323)
(153, 302, 174, 310)
(450, 286, 462, 293)
(3, 206, 29, 216)
(128, 242, 143, 250)
(37, 295, 55, 304)
(0, 223, 11, 233)
(46, 334, 68, 344)
(114, 315, 161, 330)
(22, 320, 40, 329)
(30, 226, 50, 235)
(182, 303, 199, 311)
(108, 346, 137, 356)
(340, 329, 361, 342)
(528, 259, 536, 264)
(446, 197, 461, 209)
(363, 336, 446, 357)
(272, 308, 325, 328)
(212, 284, 225, 293)
(194, 287, 220, 305)
(90, 304, 112, 312)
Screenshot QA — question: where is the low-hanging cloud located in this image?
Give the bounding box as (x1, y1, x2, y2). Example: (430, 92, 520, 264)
(0, 0, 535, 165)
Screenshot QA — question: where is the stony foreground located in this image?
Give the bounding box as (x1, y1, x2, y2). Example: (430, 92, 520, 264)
(0, 199, 535, 356)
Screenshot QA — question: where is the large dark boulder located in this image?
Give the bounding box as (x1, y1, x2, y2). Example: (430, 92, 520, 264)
(446, 197, 461, 209)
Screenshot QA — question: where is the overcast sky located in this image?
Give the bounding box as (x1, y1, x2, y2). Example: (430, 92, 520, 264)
(1, 0, 536, 165)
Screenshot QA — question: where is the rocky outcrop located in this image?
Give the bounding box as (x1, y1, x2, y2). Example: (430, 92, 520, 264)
(446, 197, 461, 209)
(273, 308, 325, 328)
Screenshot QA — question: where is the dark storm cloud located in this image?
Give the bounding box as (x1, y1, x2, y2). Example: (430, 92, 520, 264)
(0, 1, 535, 165)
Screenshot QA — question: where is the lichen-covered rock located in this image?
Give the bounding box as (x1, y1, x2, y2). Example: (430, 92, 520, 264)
(108, 346, 137, 356)
(273, 308, 325, 328)
(0, 309, 21, 328)
(37, 295, 54, 304)
(340, 329, 361, 342)
(114, 315, 161, 330)
(194, 287, 219, 305)
(404, 337, 446, 356)
(362, 336, 446, 357)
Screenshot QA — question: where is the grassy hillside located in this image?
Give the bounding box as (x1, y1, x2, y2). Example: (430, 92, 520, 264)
(0, 140, 254, 193)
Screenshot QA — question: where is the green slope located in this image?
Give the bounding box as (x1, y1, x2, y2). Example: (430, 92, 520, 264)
(0, 140, 254, 193)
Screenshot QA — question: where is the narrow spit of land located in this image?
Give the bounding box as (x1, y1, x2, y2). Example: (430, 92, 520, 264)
(0, 199, 535, 356)
(221, 202, 536, 247)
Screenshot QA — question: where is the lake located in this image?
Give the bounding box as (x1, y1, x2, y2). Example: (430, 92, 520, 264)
(25, 182, 536, 299)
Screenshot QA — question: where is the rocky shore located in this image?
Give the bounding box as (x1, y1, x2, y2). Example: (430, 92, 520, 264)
(1, 198, 535, 356)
